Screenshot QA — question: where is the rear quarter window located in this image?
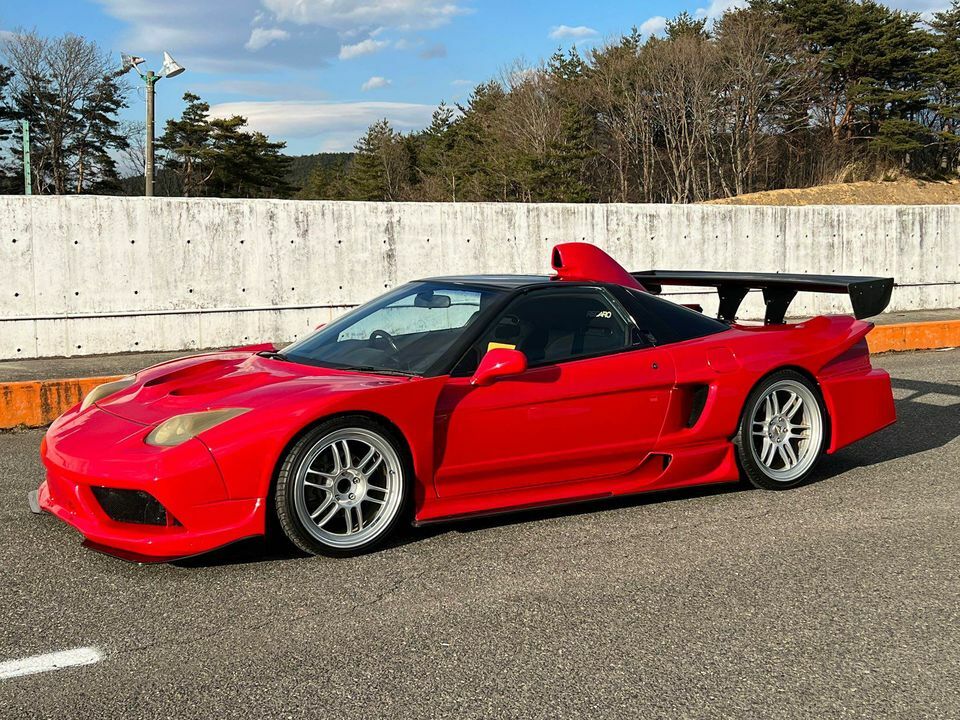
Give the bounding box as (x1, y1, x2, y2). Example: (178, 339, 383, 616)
(622, 289, 729, 345)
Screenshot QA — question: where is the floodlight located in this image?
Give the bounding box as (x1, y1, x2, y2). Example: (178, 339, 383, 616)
(121, 53, 145, 74)
(160, 51, 185, 79)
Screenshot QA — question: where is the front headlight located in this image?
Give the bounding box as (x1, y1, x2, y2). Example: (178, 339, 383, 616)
(145, 408, 250, 447)
(80, 376, 136, 411)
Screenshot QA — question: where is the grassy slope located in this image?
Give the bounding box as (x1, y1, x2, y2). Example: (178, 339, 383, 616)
(705, 179, 960, 206)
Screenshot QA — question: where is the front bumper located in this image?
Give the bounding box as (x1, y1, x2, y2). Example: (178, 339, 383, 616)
(38, 407, 265, 562)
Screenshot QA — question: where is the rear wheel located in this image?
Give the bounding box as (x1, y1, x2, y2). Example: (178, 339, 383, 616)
(736, 370, 827, 490)
(275, 417, 408, 557)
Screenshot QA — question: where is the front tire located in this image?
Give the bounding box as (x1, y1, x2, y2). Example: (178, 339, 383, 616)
(275, 416, 409, 557)
(735, 370, 827, 490)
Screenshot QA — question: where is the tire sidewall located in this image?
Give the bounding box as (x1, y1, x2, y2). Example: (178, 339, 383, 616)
(274, 416, 411, 557)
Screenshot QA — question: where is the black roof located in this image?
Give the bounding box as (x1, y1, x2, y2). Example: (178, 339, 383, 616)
(420, 274, 553, 289)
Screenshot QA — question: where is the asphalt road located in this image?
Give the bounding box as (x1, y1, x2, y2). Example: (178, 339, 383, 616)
(1, 350, 958, 719)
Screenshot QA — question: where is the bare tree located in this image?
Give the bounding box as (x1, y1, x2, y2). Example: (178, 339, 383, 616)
(714, 7, 818, 195)
(117, 119, 146, 193)
(586, 36, 658, 202)
(644, 34, 722, 202)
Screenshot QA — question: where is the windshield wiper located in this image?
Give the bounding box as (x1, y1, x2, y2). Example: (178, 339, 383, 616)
(256, 350, 288, 361)
(346, 365, 420, 377)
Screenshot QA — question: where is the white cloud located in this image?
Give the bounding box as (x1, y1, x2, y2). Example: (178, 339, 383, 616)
(451, 79, 473, 86)
(881, 0, 951, 11)
(339, 38, 389, 59)
(361, 76, 391, 91)
(639, 16, 668, 37)
(191, 79, 329, 100)
(245, 27, 289, 51)
(548, 24, 599, 40)
(694, 0, 747, 20)
(262, 0, 470, 31)
(95, 0, 472, 70)
(94, 0, 339, 69)
(208, 100, 435, 149)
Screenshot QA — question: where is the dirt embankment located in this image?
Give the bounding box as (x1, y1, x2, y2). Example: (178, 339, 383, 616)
(704, 179, 960, 206)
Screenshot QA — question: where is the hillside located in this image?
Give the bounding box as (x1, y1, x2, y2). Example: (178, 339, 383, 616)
(705, 179, 960, 206)
(284, 152, 354, 191)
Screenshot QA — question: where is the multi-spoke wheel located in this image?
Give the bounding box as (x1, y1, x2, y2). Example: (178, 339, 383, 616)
(275, 417, 409, 556)
(736, 370, 827, 490)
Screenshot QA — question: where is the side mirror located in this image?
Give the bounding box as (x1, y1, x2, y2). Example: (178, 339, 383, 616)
(470, 348, 528, 387)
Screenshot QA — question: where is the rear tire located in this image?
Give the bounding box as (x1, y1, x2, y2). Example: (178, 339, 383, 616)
(275, 416, 410, 557)
(735, 370, 827, 490)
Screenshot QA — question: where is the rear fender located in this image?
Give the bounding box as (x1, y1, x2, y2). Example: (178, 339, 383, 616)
(814, 323, 896, 453)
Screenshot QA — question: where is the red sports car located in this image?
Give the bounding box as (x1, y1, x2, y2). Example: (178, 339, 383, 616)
(31, 243, 896, 561)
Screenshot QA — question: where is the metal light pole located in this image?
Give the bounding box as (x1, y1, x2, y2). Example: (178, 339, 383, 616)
(145, 70, 157, 196)
(121, 52, 186, 197)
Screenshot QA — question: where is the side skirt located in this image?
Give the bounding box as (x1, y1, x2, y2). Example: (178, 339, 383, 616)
(412, 492, 613, 527)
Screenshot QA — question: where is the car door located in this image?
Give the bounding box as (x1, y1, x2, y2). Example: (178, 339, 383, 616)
(432, 286, 676, 498)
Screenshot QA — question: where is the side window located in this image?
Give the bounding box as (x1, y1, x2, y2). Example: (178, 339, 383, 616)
(456, 288, 636, 373)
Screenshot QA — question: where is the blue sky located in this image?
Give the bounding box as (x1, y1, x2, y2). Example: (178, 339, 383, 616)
(1, 0, 952, 155)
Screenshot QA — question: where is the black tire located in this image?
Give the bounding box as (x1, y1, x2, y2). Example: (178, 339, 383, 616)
(274, 415, 411, 557)
(735, 369, 828, 491)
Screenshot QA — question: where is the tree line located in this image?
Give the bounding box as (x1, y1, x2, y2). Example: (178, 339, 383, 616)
(0, 31, 292, 197)
(3, 0, 960, 202)
(302, 0, 960, 203)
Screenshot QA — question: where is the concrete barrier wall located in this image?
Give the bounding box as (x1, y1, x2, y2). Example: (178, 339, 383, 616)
(1, 196, 957, 360)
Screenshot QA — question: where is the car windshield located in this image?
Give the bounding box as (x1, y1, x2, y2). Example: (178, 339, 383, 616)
(280, 282, 503, 375)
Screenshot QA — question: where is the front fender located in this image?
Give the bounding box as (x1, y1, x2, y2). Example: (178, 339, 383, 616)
(198, 377, 449, 507)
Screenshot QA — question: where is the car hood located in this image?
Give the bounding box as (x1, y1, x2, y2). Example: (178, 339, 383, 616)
(96, 351, 409, 426)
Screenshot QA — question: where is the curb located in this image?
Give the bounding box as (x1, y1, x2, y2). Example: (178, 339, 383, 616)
(867, 319, 960, 354)
(0, 376, 121, 431)
(1, 319, 957, 431)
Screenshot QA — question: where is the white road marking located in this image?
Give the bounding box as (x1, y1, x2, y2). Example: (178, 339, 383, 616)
(0, 647, 102, 680)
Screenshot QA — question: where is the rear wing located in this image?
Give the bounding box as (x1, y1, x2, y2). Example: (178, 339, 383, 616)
(630, 270, 894, 324)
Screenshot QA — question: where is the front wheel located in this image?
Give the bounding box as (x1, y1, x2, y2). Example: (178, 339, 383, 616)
(275, 417, 409, 557)
(735, 370, 827, 490)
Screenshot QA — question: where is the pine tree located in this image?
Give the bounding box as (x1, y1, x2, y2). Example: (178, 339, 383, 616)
(207, 116, 293, 198)
(447, 82, 509, 200)
(927, 1, 960, 171)
(0, 65, 21, 193)
(774, 0, 930, 143)
(537, 49, 593, 202)
(68, 73, 128, 193)
(158, 92, 215, 196)
(346, 119, 409, 201)
(665, 12, 709, 40)
(298, 155, 352, 200)
(415, 103, 458, 199)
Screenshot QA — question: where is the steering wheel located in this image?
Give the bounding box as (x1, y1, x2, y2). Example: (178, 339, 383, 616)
(369, 329, 400, 355)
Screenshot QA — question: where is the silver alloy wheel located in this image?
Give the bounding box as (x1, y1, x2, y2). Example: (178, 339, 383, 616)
(292, 428, 403, 550)
(748, 379, 823, 483)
